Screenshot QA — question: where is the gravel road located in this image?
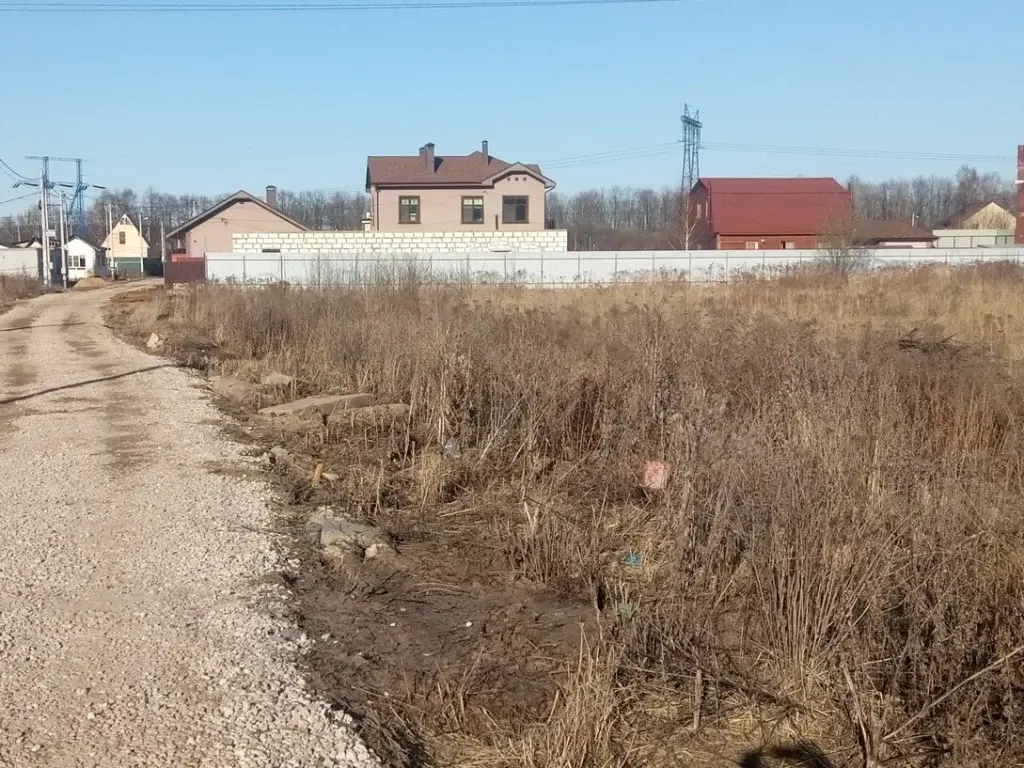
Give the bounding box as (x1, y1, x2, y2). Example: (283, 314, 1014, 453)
(0, 286, 377, 768)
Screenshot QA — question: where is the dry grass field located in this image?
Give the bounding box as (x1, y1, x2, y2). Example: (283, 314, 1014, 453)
(110, 265, 1024, 768)
(0, 274, 41, 312)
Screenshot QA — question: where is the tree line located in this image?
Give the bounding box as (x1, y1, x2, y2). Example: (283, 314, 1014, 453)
(0, 188, 371, 247)
(0, 165, 1016, 249)
(545, 165, 1018, 249)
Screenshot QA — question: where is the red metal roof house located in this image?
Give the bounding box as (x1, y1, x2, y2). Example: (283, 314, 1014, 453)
(1016, 145, 1023, 246)
(689, 177, 852, 250)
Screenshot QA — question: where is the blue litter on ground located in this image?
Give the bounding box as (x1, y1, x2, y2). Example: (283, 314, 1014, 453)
(623, 552, 644, 567)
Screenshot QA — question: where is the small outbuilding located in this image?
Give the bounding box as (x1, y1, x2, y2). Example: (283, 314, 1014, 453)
(65, 235, 107, 281)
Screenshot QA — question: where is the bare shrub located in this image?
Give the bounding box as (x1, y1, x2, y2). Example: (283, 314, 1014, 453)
(817, 213, 870, 275)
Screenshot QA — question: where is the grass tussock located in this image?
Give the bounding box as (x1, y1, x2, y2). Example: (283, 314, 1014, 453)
(150, 265, 1024, 767)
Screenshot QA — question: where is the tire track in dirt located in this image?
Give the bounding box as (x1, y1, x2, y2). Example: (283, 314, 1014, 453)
(57, 307, 158, 474)
(0, 303, 50, 440)
(0, 303, 46, 390)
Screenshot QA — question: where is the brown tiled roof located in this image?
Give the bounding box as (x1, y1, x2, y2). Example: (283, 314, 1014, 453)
(366, 150, 548, 188)
(854, 218, 937, 242)
(698, 177, 851, 236)
(165, 190, 307, 239)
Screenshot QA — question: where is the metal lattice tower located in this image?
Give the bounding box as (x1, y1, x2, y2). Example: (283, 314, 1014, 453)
(680, 105, 702, 249)
(680, 104, 702, 195)
(26, 155, 101, 234)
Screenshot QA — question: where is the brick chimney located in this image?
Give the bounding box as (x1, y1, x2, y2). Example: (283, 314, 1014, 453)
(1017, 145, 1023, 245)
(424, 142, 435, 173)
(482, 140, 489, 164)
(266, 185, 277, 209)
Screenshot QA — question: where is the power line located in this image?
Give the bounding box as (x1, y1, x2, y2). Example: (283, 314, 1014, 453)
(0, 158, 30, 182)
(0, 0, 685, 11)
(0, 191, 38, 208)
(700, 141, 1013, 164)
(293, 139, 1017, 195)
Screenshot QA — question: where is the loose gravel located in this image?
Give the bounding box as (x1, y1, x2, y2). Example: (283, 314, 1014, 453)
(0, 286, 378, 768)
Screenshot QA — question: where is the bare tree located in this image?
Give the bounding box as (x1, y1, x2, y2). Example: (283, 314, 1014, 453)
(817, 213, 869, 276)
(662, 184, 703, 251)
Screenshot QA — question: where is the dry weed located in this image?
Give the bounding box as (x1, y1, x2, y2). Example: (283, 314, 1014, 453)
(138, 264, 1024, 767)
(0, 273, 41, 309)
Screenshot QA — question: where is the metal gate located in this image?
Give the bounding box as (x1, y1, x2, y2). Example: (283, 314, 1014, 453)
(164, 257, 206, 285)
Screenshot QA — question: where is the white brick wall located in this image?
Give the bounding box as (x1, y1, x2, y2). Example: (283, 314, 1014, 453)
(232, 230, 568, 254)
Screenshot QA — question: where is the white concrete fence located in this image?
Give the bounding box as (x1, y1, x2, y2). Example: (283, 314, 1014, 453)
(0, 247, 41, 278)
(233, 229, 569, 254)
(204, 246, 1024, 287)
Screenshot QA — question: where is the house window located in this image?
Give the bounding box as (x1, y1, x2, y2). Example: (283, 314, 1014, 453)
(461, 196, 484, 224)
(70, 253, 87, 269)
(502, 196, 529, 224)
(118, 231, 126, 245)
(782, 241, 795, 250)
(745, 241, 759, 250)
(398, 196, 420, 224)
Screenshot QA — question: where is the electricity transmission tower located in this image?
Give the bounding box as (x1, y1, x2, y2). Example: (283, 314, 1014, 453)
(680, 105, 702, 250)
(25, 155, 104, 234)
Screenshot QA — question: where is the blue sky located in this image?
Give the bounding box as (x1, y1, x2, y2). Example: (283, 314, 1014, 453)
(1, 0, 1021, 214)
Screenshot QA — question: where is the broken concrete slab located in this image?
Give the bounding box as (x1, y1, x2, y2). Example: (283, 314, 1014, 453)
(306, 508, 395, 558)
(258, 393, 375, 418)
(261, 372, 295, 388)
(146, 332, 163, 350)
(326, 402, 410, 428)
(209, 375, 262, 405)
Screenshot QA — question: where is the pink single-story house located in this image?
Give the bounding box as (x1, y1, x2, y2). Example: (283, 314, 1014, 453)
(365, 141, 556, 232)
(165, 187, 306, 260)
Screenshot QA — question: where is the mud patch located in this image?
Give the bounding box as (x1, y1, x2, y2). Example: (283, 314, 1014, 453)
(0, 403, 24, 439)
(2, 340, 37, 389)
(98, 396, 154, 473)
(0, 303, 45, 332)
(60, 312, 83, 331)
(293, 535, 593, 767)
(71, 335, 117, 378)
(202, 458, 261, 481)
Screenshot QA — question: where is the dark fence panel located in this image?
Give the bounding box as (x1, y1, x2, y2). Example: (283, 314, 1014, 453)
(143, 258, 164, 278)
(165, 257, 206, 285)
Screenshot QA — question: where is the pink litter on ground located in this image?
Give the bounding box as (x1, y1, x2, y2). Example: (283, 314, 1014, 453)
(640, 461, 669, 491)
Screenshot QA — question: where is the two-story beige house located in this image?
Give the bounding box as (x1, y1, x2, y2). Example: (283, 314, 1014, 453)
(101, 214, 149, 273)
(365, 142, 555, 232)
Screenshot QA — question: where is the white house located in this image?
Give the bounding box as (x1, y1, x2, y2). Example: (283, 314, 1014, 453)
(65, 236, 106, 281)
(101, 214, 149, 273)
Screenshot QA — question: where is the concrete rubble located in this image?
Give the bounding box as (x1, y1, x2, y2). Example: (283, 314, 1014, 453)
(261, 372, 295, 388)
(258, 393, 375, 418)
(209, 375, 262, 405)
(326, 402, 410, 427)
(305, 508, 395, 562)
